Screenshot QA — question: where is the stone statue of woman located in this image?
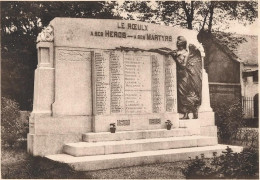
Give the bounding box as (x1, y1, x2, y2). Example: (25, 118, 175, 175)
(150, 36, 202, 119)
(171, 36, 202, 119)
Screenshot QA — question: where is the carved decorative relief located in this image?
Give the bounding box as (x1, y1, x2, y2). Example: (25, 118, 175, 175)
(37, 25, 54, 43)
(117, 120, 130, 126)
(149, 118, 161, 125)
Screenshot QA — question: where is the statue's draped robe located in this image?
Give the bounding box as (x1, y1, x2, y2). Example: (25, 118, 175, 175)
(151, 44, 202, 113)
(172, 44, 202, 113)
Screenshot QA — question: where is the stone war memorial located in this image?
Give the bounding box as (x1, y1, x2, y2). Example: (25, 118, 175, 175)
(28, 18, 242, 171)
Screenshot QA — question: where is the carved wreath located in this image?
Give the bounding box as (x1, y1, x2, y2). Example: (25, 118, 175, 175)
(36, 25, 54, 43)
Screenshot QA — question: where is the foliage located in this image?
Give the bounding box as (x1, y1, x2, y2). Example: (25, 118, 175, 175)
(212, 31, 247, 52)
(165, 120, 173, 126)
(114, 1, 156, 22)
(212, 99, 244, 144)
(116, 1, 258, 31)
(237, 147, 259, 177)
(2, 58, 34, 110)
(218, 147, 259, 178)
(110, 123, 116, 128)
(182, 154, 215, 179)
(182, 146, 259, 179)
(243, 118, 258, 128)
(158, 1, 204, 30)
(1, 97, 23, 147)
(234, 128, 259, 149)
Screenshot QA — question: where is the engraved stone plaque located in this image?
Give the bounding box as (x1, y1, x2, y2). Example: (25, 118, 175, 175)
(93, 50, 177, 117)
(149, 118, 161, 124)
(94, 51, 111, 115)
(152, 54, 165, 113)
(165, 56, 177, 113)
(110, 51, 125, 114)
(92, 49, 177, 132)
(117, 120, 130, 126)
(124, 53, 152, 114)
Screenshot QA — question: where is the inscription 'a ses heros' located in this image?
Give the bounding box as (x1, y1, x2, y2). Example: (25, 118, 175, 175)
(90, 22, 172, 42)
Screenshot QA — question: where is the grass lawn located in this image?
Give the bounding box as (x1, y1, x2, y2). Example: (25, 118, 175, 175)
(1, 146, 187, 179)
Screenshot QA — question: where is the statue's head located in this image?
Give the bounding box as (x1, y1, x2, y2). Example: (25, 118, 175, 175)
(176, 36, 187, 50)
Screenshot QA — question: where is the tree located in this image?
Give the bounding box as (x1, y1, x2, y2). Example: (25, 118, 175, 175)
(200, 1, 258, 32)
(115, 1, 258, 32)
(158, 1, 203, 29)
(112, 1, 157, 23)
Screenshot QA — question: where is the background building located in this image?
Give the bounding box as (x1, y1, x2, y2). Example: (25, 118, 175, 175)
(239, 35, 258, 119)
(198, 31, 258, 122)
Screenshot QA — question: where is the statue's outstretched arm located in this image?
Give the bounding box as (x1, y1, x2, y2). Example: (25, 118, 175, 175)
(148, 48, 174, 56)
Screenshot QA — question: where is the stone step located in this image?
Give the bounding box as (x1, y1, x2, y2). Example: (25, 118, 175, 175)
(47, 144, 243, 171)
(64, 136, 217, 157)
(82, 128, 200, 142)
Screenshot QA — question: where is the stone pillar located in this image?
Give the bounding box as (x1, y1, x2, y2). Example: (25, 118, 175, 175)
(199, 51, 213, 113)
(31, 41, 54, 117)
(197, 45, 216, 137)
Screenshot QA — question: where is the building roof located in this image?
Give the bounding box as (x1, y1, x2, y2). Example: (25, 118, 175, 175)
(234, 35, 258, 66)
(213, 32, 258, 66)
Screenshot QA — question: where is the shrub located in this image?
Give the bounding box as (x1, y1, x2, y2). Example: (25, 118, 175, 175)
(182, 154, 215, 179)
(217, 147, 259, 178)
(213, 99, 244, 143)
(1, 97, 23, 147)
(19, 111, 30, 139)
(182, 147, 259, 179)
(235, 128, 259, 149)
(243, 117, 258, 128)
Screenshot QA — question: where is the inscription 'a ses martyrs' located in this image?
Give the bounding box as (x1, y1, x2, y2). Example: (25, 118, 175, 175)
(90, 22, 172, 42)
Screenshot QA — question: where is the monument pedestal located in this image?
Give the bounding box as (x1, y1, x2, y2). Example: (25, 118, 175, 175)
(45, 113, 228, 171)
(46, 124, 242, 171)
(27, 115, 92, 156)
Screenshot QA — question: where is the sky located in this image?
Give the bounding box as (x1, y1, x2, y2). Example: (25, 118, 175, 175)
(226, 19, 259, 35)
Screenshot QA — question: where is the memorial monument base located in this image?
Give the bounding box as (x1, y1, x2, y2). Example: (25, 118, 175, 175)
(27, 115, 92, 156)
(46, 122, 242, 171)
(29, 113, 242, 171)
(28, 112, 218, 156)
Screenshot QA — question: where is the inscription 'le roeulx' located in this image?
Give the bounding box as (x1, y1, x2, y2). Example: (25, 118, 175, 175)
(117, 22, 148, 31)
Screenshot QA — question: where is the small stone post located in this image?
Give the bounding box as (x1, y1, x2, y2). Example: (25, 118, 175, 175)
(199, 47, 213, 112)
